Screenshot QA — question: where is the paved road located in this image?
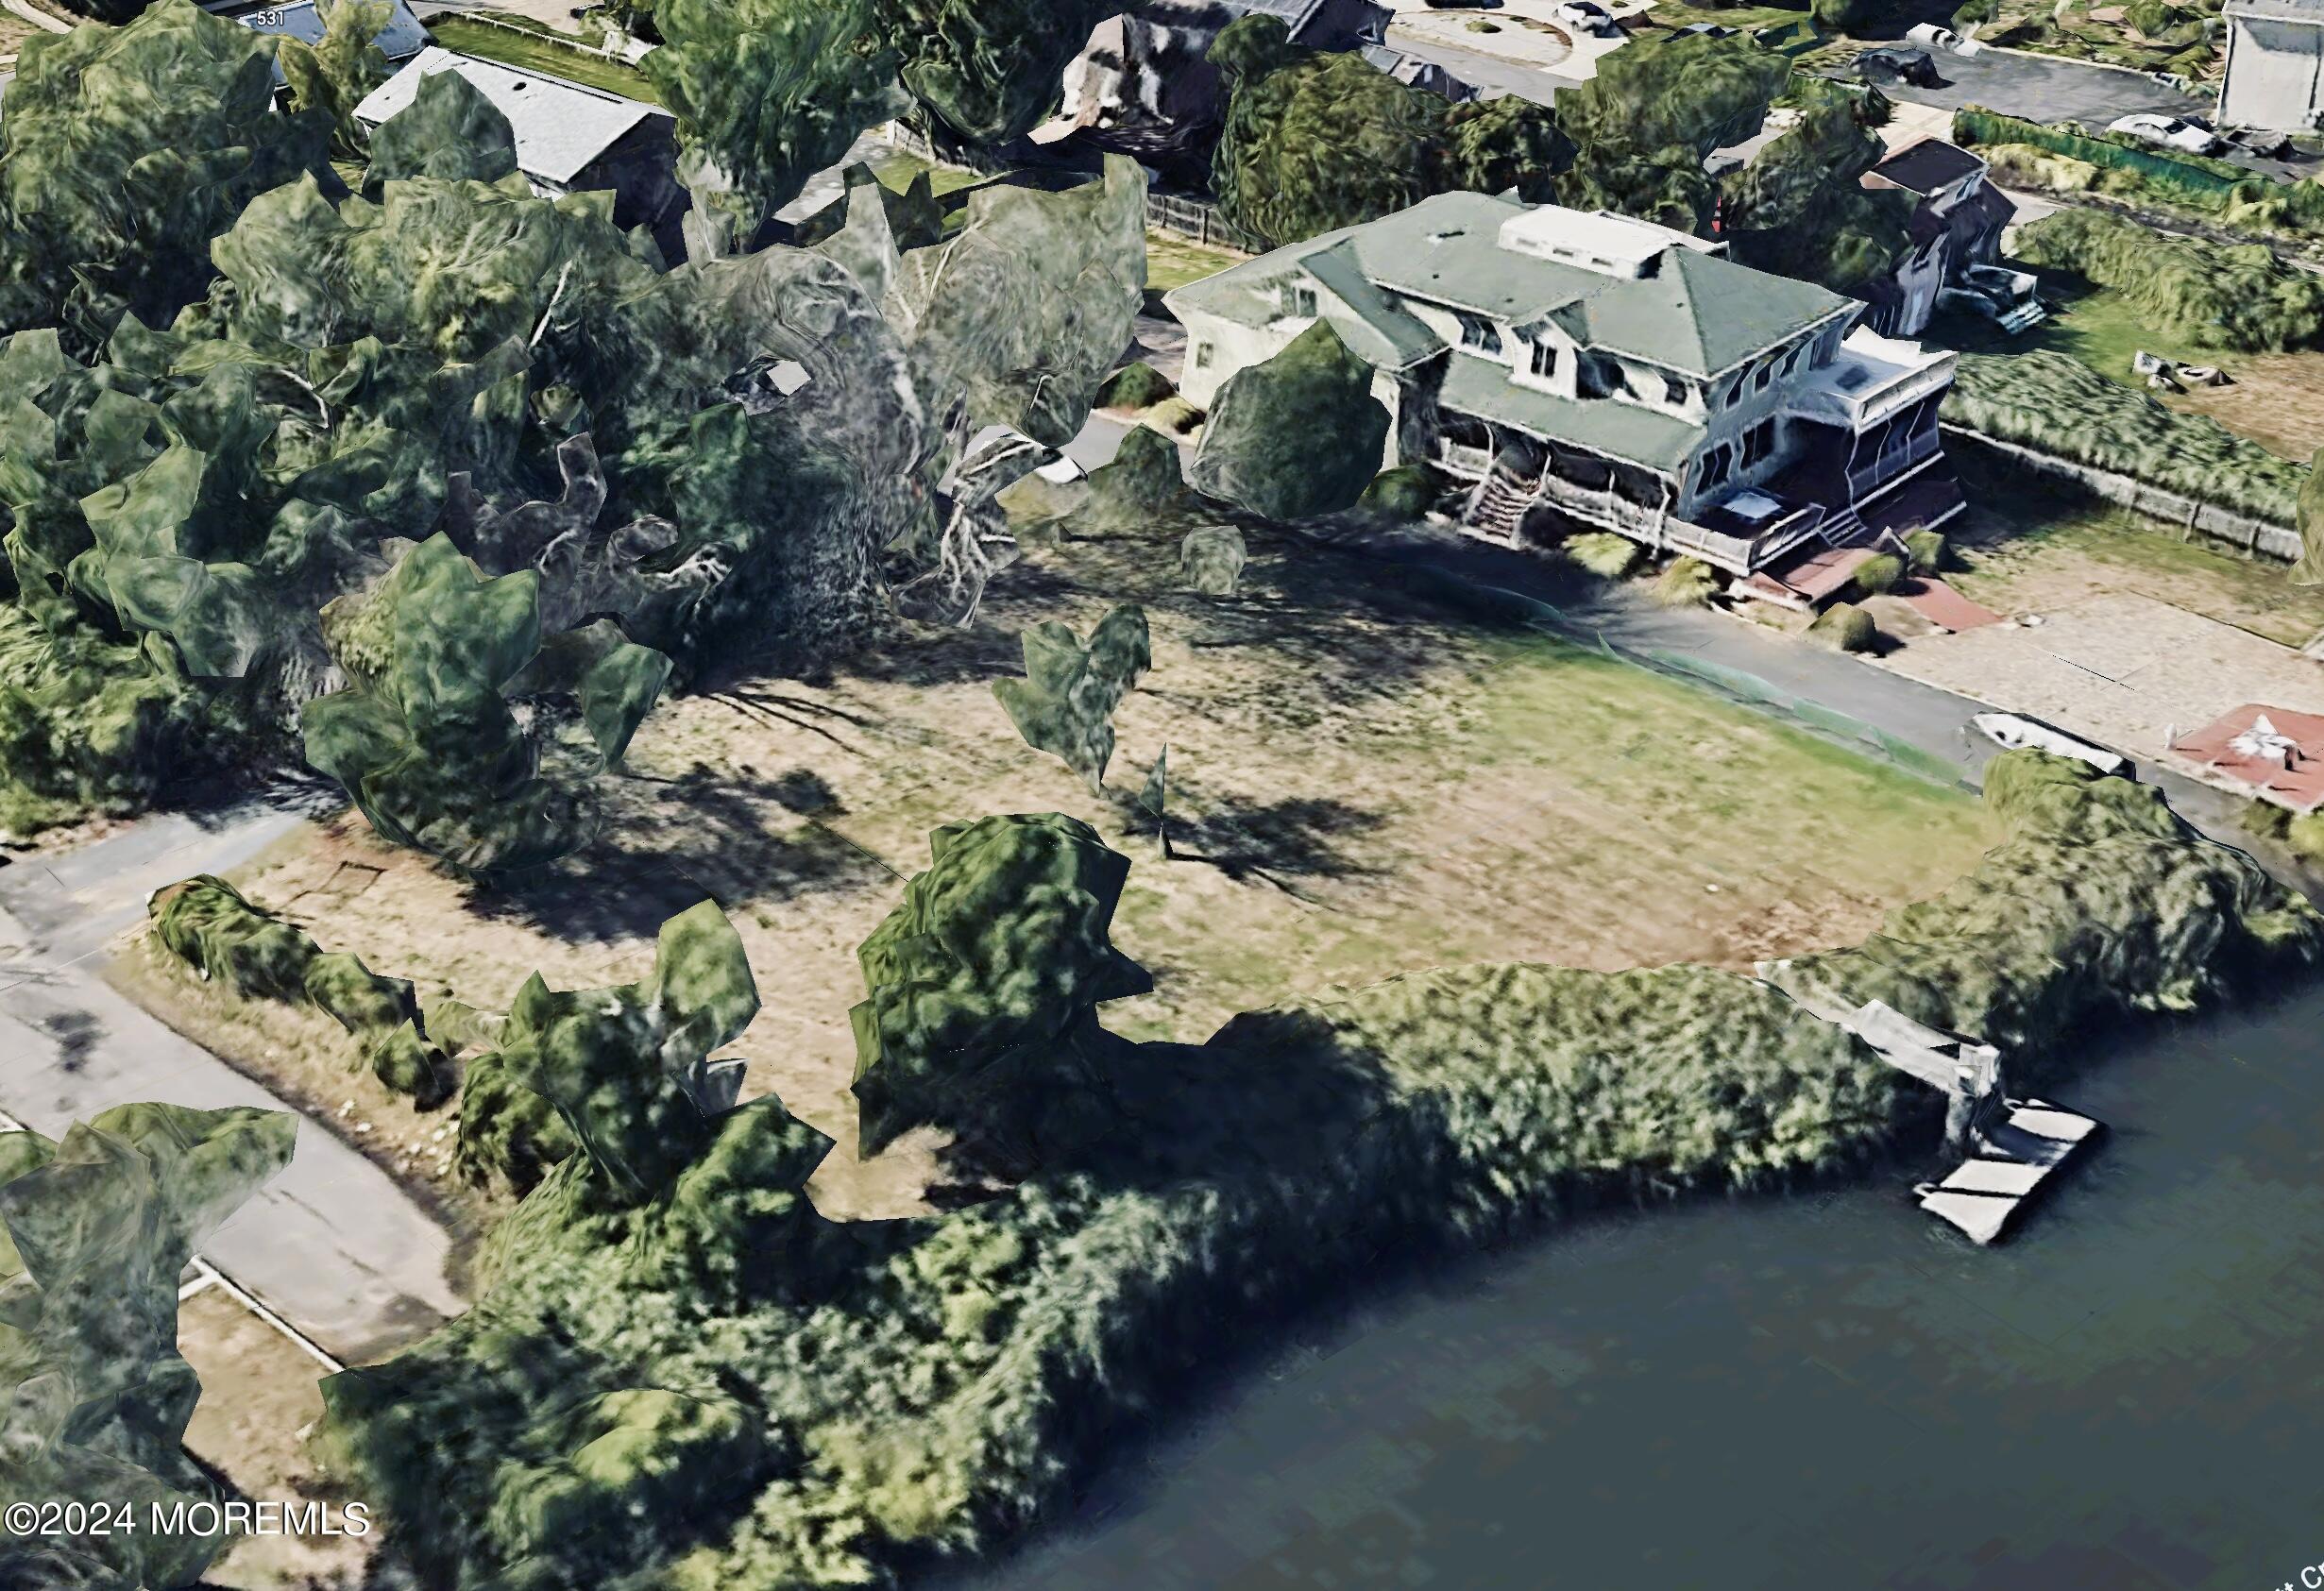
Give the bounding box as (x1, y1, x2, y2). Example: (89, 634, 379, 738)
(1389, 31, 1571, 104)
(0, 791, 464, 1363)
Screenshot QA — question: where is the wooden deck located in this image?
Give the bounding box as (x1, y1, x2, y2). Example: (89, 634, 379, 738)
(1916, 1099, 2104, 1245)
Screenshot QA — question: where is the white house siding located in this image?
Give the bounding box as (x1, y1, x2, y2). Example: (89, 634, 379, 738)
(2222, 14, 2324, 130)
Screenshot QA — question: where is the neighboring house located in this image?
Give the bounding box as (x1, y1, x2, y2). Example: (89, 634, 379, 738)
(1359, 43, 1478, 102)
(1857, 138, 2036, 337)
(1062, 0, 1395, 150)
(1167, 193, 1963, 584)
(206, 0, 430, 88)
(353, 48, 684, 231)
(2220, 0, 2324, 132)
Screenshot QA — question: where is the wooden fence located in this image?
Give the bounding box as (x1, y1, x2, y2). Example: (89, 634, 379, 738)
(1145, 190, 1261, 253)
(425, 8, 646, 65)
(1942, 425, 2301, 563)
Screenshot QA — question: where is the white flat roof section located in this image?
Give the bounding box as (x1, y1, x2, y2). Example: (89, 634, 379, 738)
(354, 46, 670, 187)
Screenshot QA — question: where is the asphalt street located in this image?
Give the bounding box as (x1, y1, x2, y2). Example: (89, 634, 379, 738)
(0, 791, 465, 1363)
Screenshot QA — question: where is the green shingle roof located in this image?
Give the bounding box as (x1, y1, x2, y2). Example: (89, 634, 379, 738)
(1438, 353, 1703, 472)
(1168, 191, 1854, 380)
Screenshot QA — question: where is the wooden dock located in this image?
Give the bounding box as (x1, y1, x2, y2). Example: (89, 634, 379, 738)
(1915, 1098, 2103, 1246)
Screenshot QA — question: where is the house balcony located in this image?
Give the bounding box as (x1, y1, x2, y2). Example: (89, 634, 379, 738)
(1782, 328, 1957, 432)
(1496, 459, 1825, 576)
(1844, 426, 1944, 501)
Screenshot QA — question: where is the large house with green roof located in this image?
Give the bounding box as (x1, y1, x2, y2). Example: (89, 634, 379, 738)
(1166, 192, 1962, 589)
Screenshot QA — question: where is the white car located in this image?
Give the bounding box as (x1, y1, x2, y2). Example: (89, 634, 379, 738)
(1555, 1, 1619, 35)
(1971, 713, 2129, 776)
(2107, 112, 2225, 156)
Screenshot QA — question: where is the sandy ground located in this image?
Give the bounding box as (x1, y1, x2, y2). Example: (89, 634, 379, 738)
(2168, 351, 2324, 463)
(179, 1285, 371, 1591)
(133, 520, 1996, 1227)
(1874, 592, 2324, 760)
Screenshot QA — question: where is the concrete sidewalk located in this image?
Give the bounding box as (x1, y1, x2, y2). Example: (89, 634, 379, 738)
(0, 799, 464, 1363)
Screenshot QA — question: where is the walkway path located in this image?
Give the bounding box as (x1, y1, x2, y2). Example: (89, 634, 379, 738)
(0, 791, 464, 1363)
(2, 0, 73, 34)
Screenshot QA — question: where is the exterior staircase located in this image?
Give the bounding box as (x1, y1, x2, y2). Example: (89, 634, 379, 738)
(1460, 459, 1536, 546)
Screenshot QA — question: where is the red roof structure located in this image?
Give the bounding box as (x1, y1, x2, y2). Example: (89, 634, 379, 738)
(2168, 702, 2324, 812)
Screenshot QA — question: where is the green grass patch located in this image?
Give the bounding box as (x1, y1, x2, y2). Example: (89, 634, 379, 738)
(426, 19, 662, 105)
(1647, 0, 1814, 30)
(1145, 232, 1247, 294)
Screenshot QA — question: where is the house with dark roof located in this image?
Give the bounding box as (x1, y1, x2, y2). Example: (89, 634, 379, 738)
(1168, 193, 1963, 581)
(1858, 138, 2035, 337)
(207, 0, 429, 87)
(1061, 0, 1393, 166)
(352, 47, 684, 231)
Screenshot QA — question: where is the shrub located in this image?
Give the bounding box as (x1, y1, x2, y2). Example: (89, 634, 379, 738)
(2013, 208, 2324, 351)
(1146, 396, 1205, 435)
(1810, 600, 1878, 652)
(2288, 811, 2324, 863)
(1097, 361, 1177, 412)
(1654, 556, 1721, 607)
(1564, 531, 1645, 578)
(1852, 552, 1906, 595)
(2241, 800, 2293, 840)
(1904, 528, 1950, 575)
(1358, 464, 1444, 520)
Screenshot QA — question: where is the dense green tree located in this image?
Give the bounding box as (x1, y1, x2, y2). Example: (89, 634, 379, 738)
(1557, 32, 1790, 231)
(1189, 320, 1391, 520)
(278, 0, 399, 159)
(883, 0, 1120, 146)
(0, 1103, 295, 1590)
(1722, 98, 1914, 296)
(849, 811, 1155, 1161)
(0, 0, 331, 348)
(301, 533, 671, 872)
(361, 66, 524, 189)
(992, 603, 1152, 793)
(1212, 15, 1569, 250)
(649, 0, 905, 254)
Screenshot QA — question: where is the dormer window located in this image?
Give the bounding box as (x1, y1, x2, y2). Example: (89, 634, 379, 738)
(1279, 280, 1317, 318)
(1754, 360, 1774, 393)
(1529, 338, 1557, 379)
(1457, 313, 1503, 354)
(1662, 376, 1688, 407)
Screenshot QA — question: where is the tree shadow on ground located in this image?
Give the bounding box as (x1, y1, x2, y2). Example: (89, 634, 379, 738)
(1166, 795, 1386, 895)
(458, 761, 891, 945)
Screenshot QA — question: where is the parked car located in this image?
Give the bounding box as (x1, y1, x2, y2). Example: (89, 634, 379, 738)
(1903, 22, 1959, 48)
(1855, 45, 1940, 87)
(1555, 0, 1619, 34)
(2107, 112, 2226, 156)
(1971, 713, 2130, 776)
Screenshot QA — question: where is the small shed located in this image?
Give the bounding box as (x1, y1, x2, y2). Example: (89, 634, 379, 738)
(353, 46, 684, 231)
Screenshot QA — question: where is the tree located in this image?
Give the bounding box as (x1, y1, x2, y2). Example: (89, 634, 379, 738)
(1180, 524, 1249, 596)
(1189, 320, 1391, 520)
(1556, 32, 1789, 232)
(993, 603, 1152, 793)
(2296, 449, 2324, 585)
(1212, 16, 1569, 250)
(648, 0, 905, 254)
(0, 0, 331, 348)
(362, 66, 524, 189)
(1721, 97, 1913, 296)
(848, 812, 1154, 1163)
(0, 1103, 295, 1591)
(301, 534, 672, 872)
(883, 0, 1121, 147)
(278, 0, 399, 159)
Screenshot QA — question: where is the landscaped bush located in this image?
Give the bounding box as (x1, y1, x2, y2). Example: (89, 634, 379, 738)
(1953, 106, 2248, 204)
(1654, 556, 1721, 606)
(1097, 361, 1177, 412)
(1564, 531, 1646, 578)
(2288, 811, 2324, 863)
(1943, 350, 2307, 524)
(2013, 208, 2324, 351)
(1809, 600, 1877, 652)
(1852, 552, 1906, 595)
(1359, 463, 1445, 520)
(1904, 528, 1950, 575)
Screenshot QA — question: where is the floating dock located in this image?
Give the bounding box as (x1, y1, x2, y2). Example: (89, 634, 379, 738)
(1915, 1098, 2102, 1245)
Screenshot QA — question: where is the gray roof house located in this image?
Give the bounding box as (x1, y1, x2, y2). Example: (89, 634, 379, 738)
(2220, 0, 2324, 131)
(1858, 138, 2039, 338)
(1168, 192, 1963, 589)
(208, 0, 430, 86)
(353, 47, 684, 231)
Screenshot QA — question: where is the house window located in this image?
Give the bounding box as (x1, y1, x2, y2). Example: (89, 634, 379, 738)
(1529, 338, 1557, 379)
(1753, 359, 1774, 393)
(1741, 416, 1777, 467)
(1457, 313, 1503, 354)
(1194, 341, 1213, 370)
(1695, 445, 1732, 492)
(1662, 376, 1688, 407)
(1779, 346, 1801, 377)
(1280, 281, 1317, 318)
(1722, 378, 1743, 411)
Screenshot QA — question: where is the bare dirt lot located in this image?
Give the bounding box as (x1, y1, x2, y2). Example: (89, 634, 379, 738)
(128, 519, 1997, 1224)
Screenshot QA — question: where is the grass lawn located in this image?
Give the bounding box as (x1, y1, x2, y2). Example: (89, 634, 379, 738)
(426, 18, 662, 104)
(1949, 449, 2324, 647)
(1145, 231, 1247, 292)
(127, 510, 1997, 1230)
(869, 149, 998, 200)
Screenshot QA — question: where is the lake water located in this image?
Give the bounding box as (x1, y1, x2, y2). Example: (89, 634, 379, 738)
(960, 994, 2324, 1591)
